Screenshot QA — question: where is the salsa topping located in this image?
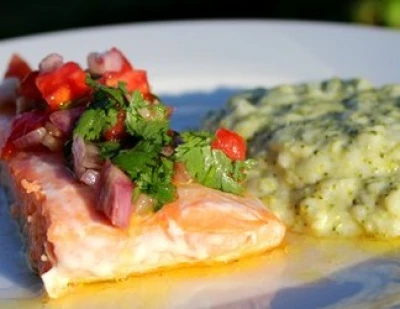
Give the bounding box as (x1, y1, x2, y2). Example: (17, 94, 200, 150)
(175, 131, 255, 195)
(1, 48, 255, 228)
(36, 61, 90, 110)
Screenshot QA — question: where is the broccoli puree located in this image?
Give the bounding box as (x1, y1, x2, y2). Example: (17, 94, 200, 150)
(203, 78, 400, 238)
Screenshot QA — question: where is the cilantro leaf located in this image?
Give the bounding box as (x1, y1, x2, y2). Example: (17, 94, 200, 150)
(232, 159, 256, 182)
(149, 157, 176, 210)
(175, 131, 254, 195)
(86, 77, 128, 108)
(73, 78, 125, 141)
(73, 109, 107, 141)
(73, 108, 118, 141)
(125, 91, 171, 144)
(113, 141, 161, 178)
(112, 141, 176, 208)
(96, 141, 121, 159)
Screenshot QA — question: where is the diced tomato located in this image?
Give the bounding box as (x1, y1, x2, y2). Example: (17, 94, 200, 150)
(211, 128, 247, 161)
(36, 62, 91, 110)
(4, 54, 32, 81)
(19, 71, 42, 100)
(1, 110, 49, 159)
(95, 48, 152, 100)
(104, 110, 126, 141)
(101, 69, 151, 99)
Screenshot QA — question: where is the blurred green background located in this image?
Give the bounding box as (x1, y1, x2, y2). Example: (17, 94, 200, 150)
(0, 0, 399, 40)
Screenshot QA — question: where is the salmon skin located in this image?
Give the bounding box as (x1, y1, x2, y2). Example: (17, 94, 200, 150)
(2, 150, 286, 298)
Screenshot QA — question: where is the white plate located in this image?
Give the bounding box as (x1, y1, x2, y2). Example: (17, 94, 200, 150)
(1, 19, 400, 309)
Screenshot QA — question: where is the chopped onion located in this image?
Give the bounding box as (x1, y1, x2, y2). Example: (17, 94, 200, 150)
(72, 135, 86, 178)
(82, 143, 104, 169)
(134, 194, 154, 215)
(172, 162, 192, 184)
(96, 160, 134, 228)
(72, 135, 104, 179)
(13, 127, 47, 150)
(138, 106, 151, 119)
(49, 106, 85, 135)
(39, 53, 63, 73)
(87, 50, 123, 75)
(161, 145, 174, 157)
(80, 169, 100, 187)
(45, 121, 63, 137)
(41, 134, 64, 152)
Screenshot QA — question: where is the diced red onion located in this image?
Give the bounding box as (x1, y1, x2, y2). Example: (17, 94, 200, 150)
(13, 127, 47, 149)
(138, 106, 151, 119)
(41, 134, 64, 152)
(39, 53, 63, 73)
(49, 106, 85, 135)
(72, 135, 104, 179)
(82, 143, 104, 169)
(161, 145, 174, 157)
(0, 78, 19, 106)
(87, 50, 124, 75)
(96, 160, 134, 228)
(72, 135, 86, 178)
(172, 162, 192, 184)
(80, 169, 100, 187)
(44, 121, 63, 137)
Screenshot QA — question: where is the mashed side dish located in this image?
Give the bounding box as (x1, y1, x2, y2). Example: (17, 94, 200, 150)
(203, 78, 400, 238)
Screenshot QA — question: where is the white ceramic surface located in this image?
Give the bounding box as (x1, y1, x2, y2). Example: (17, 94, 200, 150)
(1, 19, 400, 309)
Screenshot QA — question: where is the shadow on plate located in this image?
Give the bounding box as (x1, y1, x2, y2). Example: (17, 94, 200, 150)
(160, 87, 245, 131)
(0, 188, 43, 298)
(209, 250, 400, 309)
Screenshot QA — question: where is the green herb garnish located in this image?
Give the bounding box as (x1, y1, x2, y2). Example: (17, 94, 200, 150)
(174, 131, 255, 195)
(125, 91, 171, 144)
(97, 141, 121, 159)
(73, 77, 126, 141)
(112, 140, 175, 209)
(73, 108, 115, 141)
(71, 77, 254, 212)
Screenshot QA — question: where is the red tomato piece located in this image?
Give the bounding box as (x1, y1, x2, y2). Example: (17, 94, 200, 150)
(36, 62, 90, 110)
(101, 69, 151, 99)
(211, 128, 247, 161)
(4, 54, 32, 81)
(1, 110, 49, 159)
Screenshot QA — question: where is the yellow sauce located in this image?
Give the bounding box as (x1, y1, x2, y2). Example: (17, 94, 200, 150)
(0, 244, 287, 309)
(2, 232, 400, 309)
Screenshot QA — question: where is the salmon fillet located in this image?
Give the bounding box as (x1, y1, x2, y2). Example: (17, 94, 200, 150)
(2, 150, 286, 298)
(0, 49, 286, 299)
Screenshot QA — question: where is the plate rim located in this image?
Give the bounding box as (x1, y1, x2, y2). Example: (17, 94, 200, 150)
(0, 18, 399, 45)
